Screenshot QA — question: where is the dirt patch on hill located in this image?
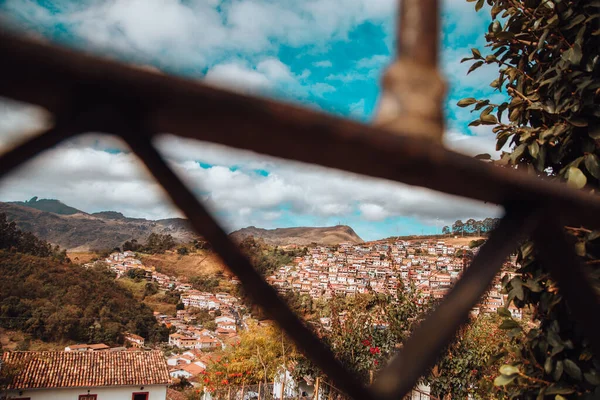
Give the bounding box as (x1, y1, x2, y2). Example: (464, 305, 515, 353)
(67, 251, 98, 264)
(140, 250, 228, 280)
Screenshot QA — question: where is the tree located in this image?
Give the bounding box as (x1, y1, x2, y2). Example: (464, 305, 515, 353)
(459, 1, 600, 398)
(427, 314, 511, 399)
(442, 226, 451, 235)
(452, 220, 464, 236)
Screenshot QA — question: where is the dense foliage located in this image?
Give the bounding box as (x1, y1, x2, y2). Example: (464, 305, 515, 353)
(427, 314, 511, 399)
(460, 0, 600, 398)
(238, 236, 306, 276)
(0, 252, 169, 345)
(0, 213, 69, 261)
(0, 217, 168, 345)
(122, 233, 176, 254)
(292, 284, 431, 385)
(442, 217, 500, 236)
(201, 321, 299, 393)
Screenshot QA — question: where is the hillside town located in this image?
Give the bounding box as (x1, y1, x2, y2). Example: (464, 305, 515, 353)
(266, 239, 521, 319)
(5, 239, 519, 399)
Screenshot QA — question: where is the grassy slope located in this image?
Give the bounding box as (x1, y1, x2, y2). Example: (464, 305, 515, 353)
(140, 250, 228, 278)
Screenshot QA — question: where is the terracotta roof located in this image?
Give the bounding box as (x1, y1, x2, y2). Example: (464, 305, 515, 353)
(2, 350, 170, 389)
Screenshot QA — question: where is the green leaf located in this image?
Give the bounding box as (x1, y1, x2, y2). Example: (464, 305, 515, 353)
(475, 153, 492, 160)
(471, 48, 482, 59)
(494, 374, 517, 386)
(570, 118, 589, 127)
(545, 357, 554, 375)
(554, 360, 564, 381)
(481, 113, 498, 125)
(500, 365, 520, 375)
(468, 61, 484, 74)
(555, 395, 567, 400)
(564, 14, 586, 29)
(564, 359, 582, 381)
(528, 142, 540, 159)
(584, 154, 600, 178)
(545, 385, 575, 395)
(475, 0, 484, 12)
(584, 370, 600, 385)
(457, 98, 478, 107)
(567, 167, 587, 189)
(496, 136, 509, 152)
(571, 44, 583, 65)
(499, 319, 520, 330)
(497, 307, 511, 318)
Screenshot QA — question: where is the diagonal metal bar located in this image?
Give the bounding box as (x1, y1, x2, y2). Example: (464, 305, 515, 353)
(0, 126, 76, 179)
(122, 130, 375, 400)
(372, 205, 541, 400)
(2, 31, 600, 229)
(533, 219, 600, 357)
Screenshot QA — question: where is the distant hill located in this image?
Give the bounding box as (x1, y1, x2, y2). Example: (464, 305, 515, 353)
(9, 197, 83, 215)
(229, 225, 363, 246)
(0, 201, 197, 251)
(0, 198, 362, 250)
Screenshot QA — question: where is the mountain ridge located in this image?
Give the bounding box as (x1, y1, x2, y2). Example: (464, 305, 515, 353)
(0, 198, 362, 250)
(230, 225, 363, 246)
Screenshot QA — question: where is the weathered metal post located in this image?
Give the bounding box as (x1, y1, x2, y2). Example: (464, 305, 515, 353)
(375, 0, 446, 142)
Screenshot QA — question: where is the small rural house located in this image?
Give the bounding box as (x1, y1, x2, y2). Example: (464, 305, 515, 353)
(1, 350, 170, 400)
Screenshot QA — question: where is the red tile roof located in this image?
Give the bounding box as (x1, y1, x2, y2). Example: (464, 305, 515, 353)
(2, 350, 170, 389)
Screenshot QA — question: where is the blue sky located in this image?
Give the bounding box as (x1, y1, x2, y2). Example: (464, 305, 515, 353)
(0, 0, 503, 240)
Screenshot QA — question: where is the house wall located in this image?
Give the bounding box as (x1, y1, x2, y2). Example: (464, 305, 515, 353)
(5, 384, 167, 400)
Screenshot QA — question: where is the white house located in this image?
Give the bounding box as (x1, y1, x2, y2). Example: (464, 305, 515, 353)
(125, 333, 146, 348)
(1, 350, 170, 400)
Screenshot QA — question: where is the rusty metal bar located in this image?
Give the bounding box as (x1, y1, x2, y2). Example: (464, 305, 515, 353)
(372, 206, 541, 400)
(121, 129, 375, 400)
(533, 220, 600, 357)
(375, 0, 445, 141)
(1, 30, 599, 229)
(0, 126, 73, 178)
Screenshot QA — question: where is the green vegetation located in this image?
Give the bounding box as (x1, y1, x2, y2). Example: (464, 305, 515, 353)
(0, 252, 169, 345)
(469, 238, 486, 248)
(190, 273, 221, 292)
(122, 233, 176, 254)
(0, 213, 69, 261)
(0, 216, 169, 345)
(238, 236, 305, 276)
(10, 196, 81, 215)
(442, 218, 499, 236)
(460, 1, 600, 398)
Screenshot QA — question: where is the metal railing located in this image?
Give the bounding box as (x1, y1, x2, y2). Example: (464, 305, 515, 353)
(0, 1, 599, 399)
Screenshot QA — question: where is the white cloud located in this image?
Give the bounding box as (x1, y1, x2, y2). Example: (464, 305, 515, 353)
(205, 63, 273, 92)
(445, 127, 500, 157)
(2, 0, 399, 70)
(313, 60, 333, 68)
(356, 54, 390, 69)
(359, 203, 389, 221)
(349, 99, 366, 117)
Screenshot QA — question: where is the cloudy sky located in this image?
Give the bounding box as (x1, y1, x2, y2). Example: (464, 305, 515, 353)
(0, 0, 505, 240)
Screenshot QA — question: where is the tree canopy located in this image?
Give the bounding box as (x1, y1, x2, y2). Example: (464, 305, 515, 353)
(460, 0, 600, 398)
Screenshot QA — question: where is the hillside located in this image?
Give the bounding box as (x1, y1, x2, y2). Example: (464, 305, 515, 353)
(230, 225, 363, 246)
(9, 197, 82, 215)
(0, 251, 167, 345)
(0, 201, 197, 251)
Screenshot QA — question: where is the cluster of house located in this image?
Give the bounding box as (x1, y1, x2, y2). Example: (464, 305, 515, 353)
(266, 240, 522, 319)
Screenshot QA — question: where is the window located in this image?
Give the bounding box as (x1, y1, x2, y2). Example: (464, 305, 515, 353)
(132, 392, 149, 400)
(79, 396, 97, 400)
